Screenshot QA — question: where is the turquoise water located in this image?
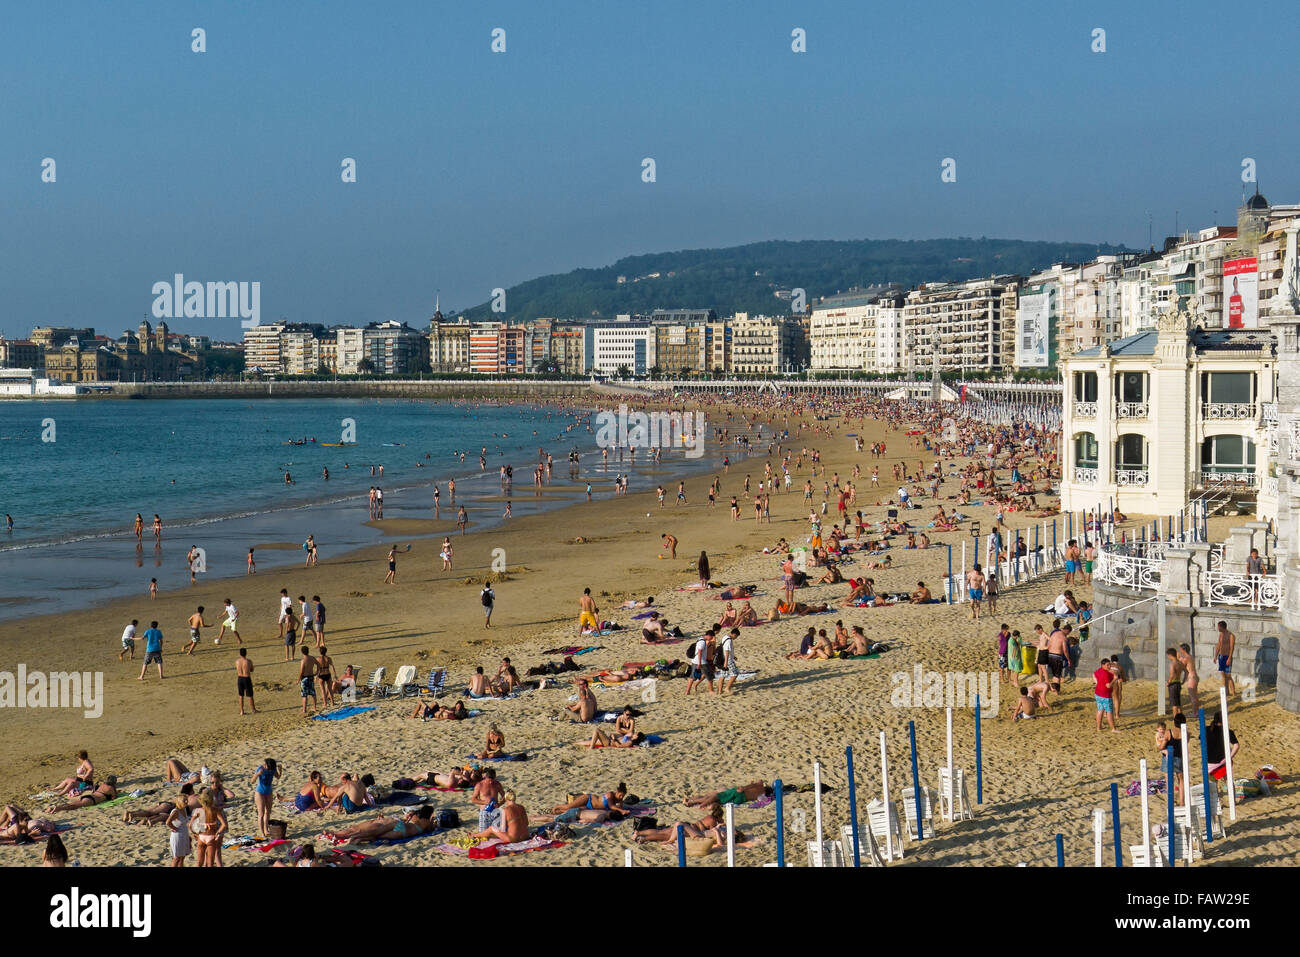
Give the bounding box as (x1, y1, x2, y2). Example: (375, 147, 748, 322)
(0, 397, 742, 620)
(0, 398, 585, 548)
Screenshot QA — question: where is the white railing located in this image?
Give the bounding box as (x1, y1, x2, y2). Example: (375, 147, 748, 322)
(1263, 475, 1279, 497)
(1115, 469, 1149, 486)
(1073, 466, 1099, 484)
(1202, 402, 1256, 420)
(1262, 401, 1278, 423)
(1194, 470, 1258, 489)
(1116, 401, 1148, 419)
(1093, 542, 1164, 591)
(1073, 400, 1097, 418)
(1209, 544, 1224, 570)
(1204, 572, 1282, 610)
(1268, 428, 1279, 458)
(1290, 420, 1300, 459)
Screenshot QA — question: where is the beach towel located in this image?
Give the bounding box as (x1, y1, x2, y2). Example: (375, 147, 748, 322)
(748, 794, 775, 810)
(1124, 779, 1167, 797)
(256, 839, 291, 852)
(464, 753, 528, 762)
(631, 611, 657, 620)
(415, 785, 472, 792)
(379, 791, 427, 807)
(847, 653, 882, 660)
(435, 835, 565, 857)
(312, 705, 377, 721)
(91, 795, 137, 810)
(540, 645, 604, 656)
(222, 835, 260, 850)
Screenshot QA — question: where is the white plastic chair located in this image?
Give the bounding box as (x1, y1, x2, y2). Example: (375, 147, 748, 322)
(806, 839, 844, 867)
(392, 664, 417, 689)
(840, 823, 887, 866)
(1129, 844, 1166, 867)
(1189, 784, 1226, 838)
(865, 798, 904, 859)
(938, 767, 973, 822)
(901, 786, 936, 840)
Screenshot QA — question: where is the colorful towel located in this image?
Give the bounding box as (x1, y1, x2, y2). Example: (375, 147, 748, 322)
(541, 645, 604, 656)
(434, 835, 565, 857)
(312, 705, 377, 721)
(463, 753, 528, 762)
(749, 794, 775, 810)
(91, 795, 137, 810)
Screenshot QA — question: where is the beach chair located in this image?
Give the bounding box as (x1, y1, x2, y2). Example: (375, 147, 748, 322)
(806, 839, 844, 867)
(864, 798, 904, 860)
(392, 664, 417, 692)
(901, 786, 936, 840)
(418, 667, 447, 699)
(1189, 784, 1226, 839)
(1129, 844, 1165, 867)
(840, 823, 887, 867)
(938, 767, 973, 823)
(362, 667, 388, 698)
(1172, 805, 1205, 862)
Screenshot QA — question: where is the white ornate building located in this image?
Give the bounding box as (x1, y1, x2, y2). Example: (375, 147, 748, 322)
(1059, 301, 1277, 522)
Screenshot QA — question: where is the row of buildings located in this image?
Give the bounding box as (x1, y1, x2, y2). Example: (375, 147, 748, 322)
(0, 322, 217, 382)
(240, 309, 812, 378)
(808, 193, 1299, 376)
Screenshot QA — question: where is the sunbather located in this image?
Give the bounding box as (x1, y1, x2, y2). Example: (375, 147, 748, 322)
(684, 780, 772, 806)
(45, 777, 118, 812)
(735, 601, 759, 626)
(580, 708, 642, 748)
(164, 758, 201, 785)
(552, 783, 628, 814)
(52, 751, 95, 796)
(471, 791, 530, 843)
(323, 806, 437, 844)
(1, 805, 58, 842)
(477, 725, 506, 760)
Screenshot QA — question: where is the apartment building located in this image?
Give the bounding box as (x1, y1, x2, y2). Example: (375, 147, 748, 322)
(902, 276, 1019, 374)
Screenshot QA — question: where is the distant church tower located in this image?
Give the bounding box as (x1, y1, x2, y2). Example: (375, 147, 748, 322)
(138, 319, 153, 355)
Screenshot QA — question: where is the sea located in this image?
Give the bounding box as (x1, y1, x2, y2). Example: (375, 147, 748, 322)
(0, 397, 751, 621)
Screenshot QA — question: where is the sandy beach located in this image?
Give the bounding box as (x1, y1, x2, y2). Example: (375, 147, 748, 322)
(4, 399, 1297, 867)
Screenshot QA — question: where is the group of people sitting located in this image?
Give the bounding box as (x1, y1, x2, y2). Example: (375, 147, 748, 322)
(786, 622, 878, 660)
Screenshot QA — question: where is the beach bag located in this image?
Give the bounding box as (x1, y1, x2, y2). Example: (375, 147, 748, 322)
(631, 816, 659, 832)
(1257, 766, 1283, 788)
(267, 820, 287, 841)
(436, 809, 460, 829)
(402, 683, 419, 697)
(1234, 778, 1260, 800)
(468, 843, 499, 860)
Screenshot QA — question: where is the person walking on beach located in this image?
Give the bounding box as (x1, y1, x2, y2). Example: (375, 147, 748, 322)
(1177, 643, 1200, 713)
(1166, 647, 1184, 713)
(183, 606, 211, 656)
(236, 647, 257, 714)
(186, 545, 200, 584)
(135, 513, 144, 543)
(966, 564, 985, 620)
(216, 599, 240, 644)
(1093, 659, 1119, 732)
(317, 646, 335, 707)
(448, 478, 456, 504)
(312, 596, 325, 645)
(298, 595, 314, 643)
(578, 587, 599, 634)
(384, 546, 397, 584)
(247, 548, 256, 574)
(153, 514, 162, 542)
(305, 535, 317, 566)
(440, 537, 453, 571)
(457, 506, 468, 535)
(719, 627, 741, 695)
(1214, 620, 1236, 697)
(139, 621, 164, 680)
(481, 582, 495, 627)
(298, 646, 318, 715)
(283, 607, 300, 661)
(685, 629, 716, 696)
(277, 589, 292, 639)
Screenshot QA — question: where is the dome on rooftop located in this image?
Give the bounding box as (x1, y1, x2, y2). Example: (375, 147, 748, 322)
(1247, 192, 1269, 210)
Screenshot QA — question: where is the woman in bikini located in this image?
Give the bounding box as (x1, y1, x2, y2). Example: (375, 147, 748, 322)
(581, 708, 642, 749)
(323, 806, 437, 845)
(1, 805, 58, 842)
(477, 725, 506, 760)
(633, 804, 747, 847)
(190, 790, 226, 867)
(46, 777, 117, 812)
(716, 602, 740, 629)
(551, 783, 628, 814)
(52, 751, 94, 796)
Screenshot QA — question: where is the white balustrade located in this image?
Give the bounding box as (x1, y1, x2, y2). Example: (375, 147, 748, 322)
(1116, 401, 1148, 419)
(1114, 469, 1149, 486)
(1204, 572, 1282, 610)
(1073, 466, 1099, 484)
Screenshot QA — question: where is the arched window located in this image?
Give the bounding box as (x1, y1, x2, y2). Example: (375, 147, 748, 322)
(1074, 432, 1099, 469)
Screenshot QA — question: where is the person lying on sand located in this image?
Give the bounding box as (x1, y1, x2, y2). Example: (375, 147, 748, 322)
(634, 807, 750, 848)
(472, 791, 530, 843)
(323, 807, 437, 845)
(579, 708, 642, 748)
(859, 554, 892, 570)
(412, 699, 469, 720)
(164, 758, 201, 786)
(768, 600, 829, 621)
(410, 768, 482, 790)
(1, 805, 58, 842)
(124, 785, 200, 825)
(532, 806, 623, 825)
(685, 781, 772, 807)
(552, 784, 628, 814)
(716, 584, 754, 601)
(620, 596, 655, 609)
(45, 778, 117, 812)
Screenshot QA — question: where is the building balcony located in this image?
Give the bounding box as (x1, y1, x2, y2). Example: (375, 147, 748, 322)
(1114, 468, 1149, 487)
(1073, 466, 1099, 484)
(1115, 401, 1148, 419)
(1073, 400, 1097, 418)
(1201, 402, 1256, 420)
(1193, 470, 1258, 490)
(1262, 401, 1278, 423)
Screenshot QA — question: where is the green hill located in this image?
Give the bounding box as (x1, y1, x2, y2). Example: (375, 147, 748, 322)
(456, 238, 1133, 321)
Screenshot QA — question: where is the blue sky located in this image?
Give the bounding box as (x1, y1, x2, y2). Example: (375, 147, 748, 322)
(3, 0, 1297, 340)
